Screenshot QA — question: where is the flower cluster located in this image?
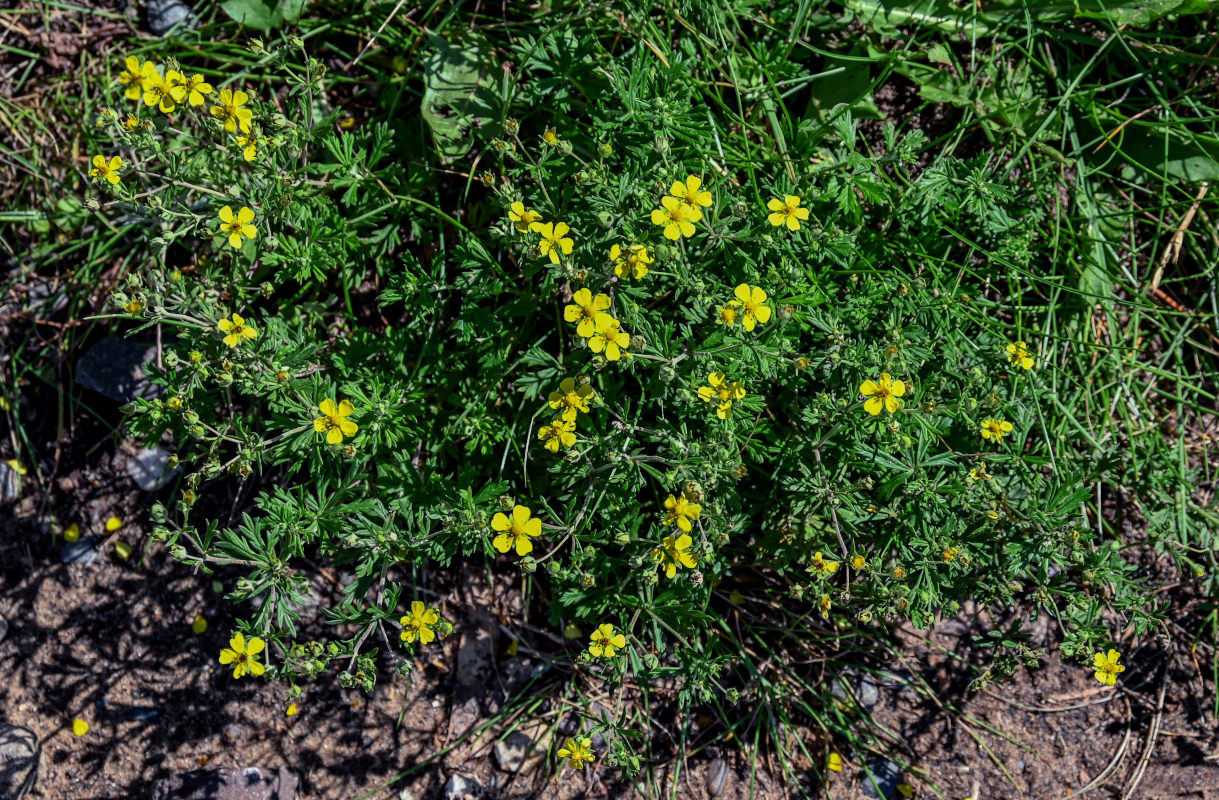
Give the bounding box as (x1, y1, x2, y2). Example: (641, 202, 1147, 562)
(651, 176, 711, 240)
(541, 377, 598, 453)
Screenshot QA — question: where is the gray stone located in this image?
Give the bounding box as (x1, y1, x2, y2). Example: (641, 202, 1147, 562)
(123, 443, 176, 491)
(442, 774, 480, 800)
(396, 789, 415, 800)
(60, 540, 99, 565)
(860, 758, 901, 800)
(0, 462, 21, 505)
(492, 720, 548, 774)
(76, 337, 159, 403)
(147, 0, 198, 36)
(0, 616, 7, 643)
(148, 766, 297, 800)
(0, 723, 39, 800)
(705, 758, 729, 796)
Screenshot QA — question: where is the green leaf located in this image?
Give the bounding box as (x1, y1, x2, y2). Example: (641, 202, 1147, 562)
(219, 0, 308, 31)
(421, 33, 499, 163)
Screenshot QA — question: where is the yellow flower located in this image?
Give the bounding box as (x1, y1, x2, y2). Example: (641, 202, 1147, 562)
(557, 736, 595, 769)
(532, 221, 574, 265)
(210, 88, 254, 134)
(716, 304, 741, 327)
(651, 533, 697, 579)
(851, 555, 866, 570)
(548, 377, 595, 422)
(236, 134, 267, 162)
(491, 504, 542, 556)
(105, 516, 122, 532)
(142, 71, 178, 113)
(218, 632, 266, 678)
(669, 175, 712, 209)
(508, 201, 541, 233)
(122, 114, 140, 131)
(662, 492, 701, 532)
(89, 155, 123, 185)
(542, 128, 559, 145)
(942, 547, 959, 562)
(73, 719, 89, 736)
(651, 195, 700, 240)
(216, 313, 257, 347)
(588, 315, 630, 361)
(218, 205, 257, 249)
(118, 56, 150, 101)
(819, 593, 832, 619)
(732, 284, 772, 331)
(697, 371, 746, 419)
(968, 461, 992, 481)
(1093, 649, 1124, 686)
(979, 418, 1013, 443)
(313, 398, 358, 444)
(564, 288, 613, 338)
(810, 551, 839, 576)
(181, 73, 213, 106)
(1006, 340, 1035, 370)
(399, 600, 440, 644)
(766, 195, 810, 231)
(192, 614, 208, 634)
(125, 299, 143, 314)
(610, 243, 653, 280)
(860, 373, 906, 415)
(538, 417, 577, 452)
(588, 623, 626, 658)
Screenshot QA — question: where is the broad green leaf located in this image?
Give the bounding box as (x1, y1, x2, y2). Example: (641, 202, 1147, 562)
(421, 33, 499, 163)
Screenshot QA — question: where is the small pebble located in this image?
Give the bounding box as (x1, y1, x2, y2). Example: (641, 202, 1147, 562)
(706, 758, 729, 796)
(0, 615, 8, 643)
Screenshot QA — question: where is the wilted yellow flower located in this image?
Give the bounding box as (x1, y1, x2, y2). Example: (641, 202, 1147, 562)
(610, 243, 653, 280)
(557, 736, 595, 769)
(192, 614, 208, 634)
(548, 377, 595, 422)
(651, 533, 697, 578)
(810, 551, 839, 576)
(1093, 649, 1124, 686)
(860, 373, 905, 415)
(766, 195, 810, 231)
(697, 371, 746, 419)
(64, 523, 81, 542)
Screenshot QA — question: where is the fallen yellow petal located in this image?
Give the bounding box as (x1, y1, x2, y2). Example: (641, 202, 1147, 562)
(64, 523, 81, 542)
(192, 614, 208, 635)
(105, 516, 122, 532)
(114, 541, 133, 560)
(73, 719, 88, 736)
(286, 703, 298, 716)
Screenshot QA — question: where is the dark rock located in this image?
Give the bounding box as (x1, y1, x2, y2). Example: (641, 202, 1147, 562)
(146, 0, 197, 36)
(860, 758, 901, 800)
(0, 462, 21, 505)
(60, 540, 99, 565)
(0, 723, 40, 800)
(442, 774, 480, 800)
(76, 337, 159, 403)
(0, 616, 7, 643)
(148, 766, 297, 800)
